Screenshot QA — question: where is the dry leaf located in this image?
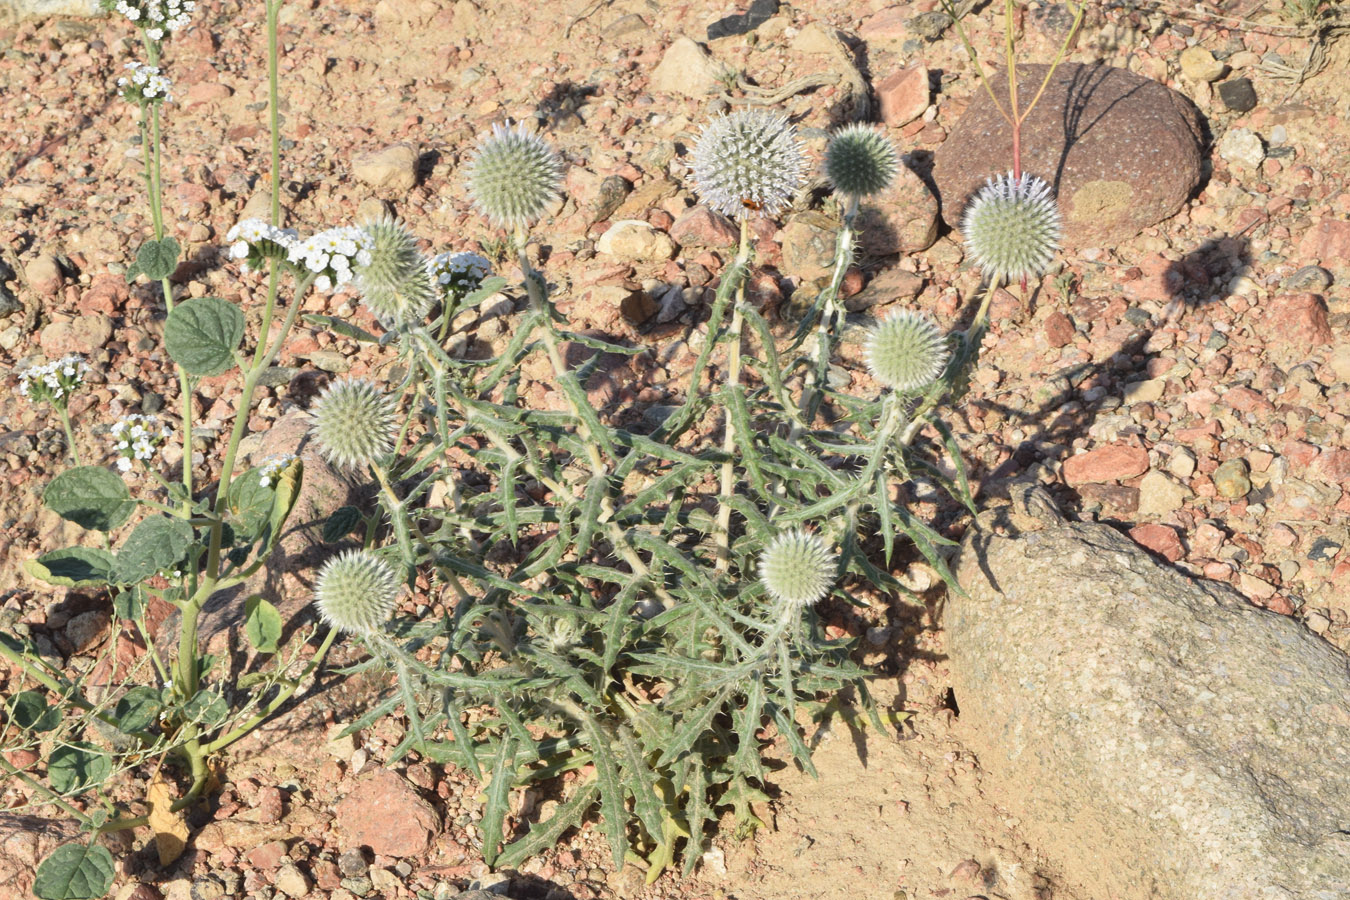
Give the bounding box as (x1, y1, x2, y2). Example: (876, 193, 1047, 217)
(147, 771, 190, 866)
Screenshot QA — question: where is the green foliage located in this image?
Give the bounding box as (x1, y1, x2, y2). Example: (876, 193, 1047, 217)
(128, 236, 181, 282)
(25, 547, 118, 588)
(163, 297, 245, 376)
(7, 690, 61, 732)
(114, 515, 194, 584)
(244, 595, 283, 654)
(43, 466, 136, 532)
(32, 841, 115, 900)
(112, 686, 163, 734)
(47, 744, 112, 796)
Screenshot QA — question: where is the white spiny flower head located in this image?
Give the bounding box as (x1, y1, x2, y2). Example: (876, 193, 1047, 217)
(691, 108, 805, 218)
(865, 311, 950, 394)
(353, 217, 437, 327)
(315, 549, 400, 636)
(758, 529, 837, 612)
(17, 355, 90, 409)
(427, 251, 492, 300)
(116, 62, 172, 104)
(311, 377, 396, 470)
(825, 123, 900, 198)
(225, 218, 297, 273)
(961, 171, 1062, 282)
(108, 0, 196, 37)
(287, 226, 373, 293)
(466, 123, 565, 229)
(110, 413, 171, 473)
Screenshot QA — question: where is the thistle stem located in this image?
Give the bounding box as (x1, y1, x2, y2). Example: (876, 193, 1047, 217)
(714, 214, 752, 571)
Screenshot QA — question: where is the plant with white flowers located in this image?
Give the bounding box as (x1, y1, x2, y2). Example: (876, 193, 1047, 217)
(10, 0, 1072, 896)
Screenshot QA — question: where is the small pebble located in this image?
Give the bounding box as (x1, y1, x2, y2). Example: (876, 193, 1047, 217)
(1213, 458, 1252, 499)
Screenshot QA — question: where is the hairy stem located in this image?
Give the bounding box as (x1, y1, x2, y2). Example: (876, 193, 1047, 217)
(714, 214, 752, 571)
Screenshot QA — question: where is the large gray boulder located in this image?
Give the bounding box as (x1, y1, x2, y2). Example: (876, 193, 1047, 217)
(0, 0, 104, 22)
(947, 488, 1350, 900)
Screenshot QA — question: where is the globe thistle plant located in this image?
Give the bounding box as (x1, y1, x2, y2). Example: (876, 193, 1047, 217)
(311, 377, 396, 470)
(865, 312, 950, 394)
(466, 123, 565, 230)
(691, 109, 806, 218)
(353, 217, 437, 326)
(824, 123, 900, 198)
(315, 549, 400, 636)
(758, 529, 838, 612)
(961, 172, 1062, 282)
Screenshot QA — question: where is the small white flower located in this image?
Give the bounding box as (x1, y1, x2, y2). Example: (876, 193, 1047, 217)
(16, 355, 89, 410)
(109, 413, 168, 473)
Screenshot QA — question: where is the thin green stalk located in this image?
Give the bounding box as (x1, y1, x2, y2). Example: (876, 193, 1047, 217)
(268, 0, 282, 227)
(55, 407, 81, 466)
(0, 754, 94, 825)
(714, 214, 752, 571)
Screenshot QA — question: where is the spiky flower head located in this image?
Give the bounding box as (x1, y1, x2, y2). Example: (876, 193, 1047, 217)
(353, 217, 437, 326)
(961, 172, 1061, 282)
(315, 549, 400, 636)
(824, 123, 900, 198)
(466, 123, 565, 229)
(758, 529, 837, 612)
(311, 377, 396, 470)
(691, 109, 806, 218)
(866, 311, 950, 393)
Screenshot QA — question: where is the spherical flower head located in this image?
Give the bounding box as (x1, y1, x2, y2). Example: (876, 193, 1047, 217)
(758, 529, 837, 612)
(691, 109, 805, 218)
(866, 311, 950, 394)
(116, 62, 173, 104)
(315, 549, 400, 636)
(824, 123, 900, 198)
(961, 172, 1062, 282)
(352, 217, 437, 327)
(466, 123, 564, 229)
(311, 377, 396, 470)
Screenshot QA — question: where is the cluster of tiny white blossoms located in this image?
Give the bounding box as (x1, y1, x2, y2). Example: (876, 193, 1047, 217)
(226, 218, 298, 273)
(111, 0, 196, 40)
(287, 227, 374, 292)
(110, 414, 171, 472)
(18, 356, 89, 408)
(117, 62, 172, 104)
(427, 251, 492, 298)
(258, 454, 297, 488)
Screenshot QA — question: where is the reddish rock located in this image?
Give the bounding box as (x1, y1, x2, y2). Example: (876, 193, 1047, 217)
(859, 6, 910, 44)
(1282, 440, 1321, 469)
(1312, 449, 1350, 484)
(312, 858, 342, 892)
(1297, 217, 1350, 263)
(670, 205, 738, 248)
(24, 253, 63, 296)
(877, 66, 929, 127)
(1225, 386, 1273, 414)
(1262, 293, 1332, 349)
(1076, 483, 1139, 514)
(1121, 253, 1184, 305)
(78, 277, 130, 316)
(1043, 311, 1075, 348)
(38, 315, 113, 356)
(1129, 523, 1185, 562)
(245, 840, 288, 871)
(334, 768, 440, 858)
(1062, 444, 1149, 485)
(184, 81, 233, 109)
(934, 63, 1205, 246)
(855, 161, 940, 256)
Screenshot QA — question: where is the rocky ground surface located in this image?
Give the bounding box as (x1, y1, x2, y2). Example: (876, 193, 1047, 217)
(1, 0, 1348, 898)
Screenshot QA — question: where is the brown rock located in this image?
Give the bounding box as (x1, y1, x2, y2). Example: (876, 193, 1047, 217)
(1043, 311, 1075, 348)
(670, 205, 738, 248)
(1262, 292, 1332, 349)
(79, 277, 129, 316)
(933, 63, 1205, 246)
(877, 66, 929, 127)
(334, 769, 440, 858)
(778, 212, 837, 282)
(353, 142, 420, 194)
(1298, 217, 1350, 264)
(1129, 523, 1185, 562)
(183, 81, 233, 109)
(38, 314, 113, 356)
(1062, 444, 1149, 484)
(859, 6, 910, 44)
(1076, 482, 1140, 514)
(1312, 449, 1350, 485)
(843, 266, 924, 312)
(245, 840, 288, 871)
(855, 161, 939, 256)
(25, 253, 63, 296)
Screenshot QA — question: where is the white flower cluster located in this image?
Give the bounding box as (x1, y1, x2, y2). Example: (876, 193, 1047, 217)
(110, 413, 171, 472)
(112, 0, 196, 40)
(258, 454, 297, 488)
(226, 218, 298, 272)
(427, 251, 492, 299)
(117, 62, 172, 104)
(287, 226, 374, 293)
(18, 355, 89, 408)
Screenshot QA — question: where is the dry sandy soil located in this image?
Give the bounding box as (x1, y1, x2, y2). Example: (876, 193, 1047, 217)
(2, 0, 1349, 898)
